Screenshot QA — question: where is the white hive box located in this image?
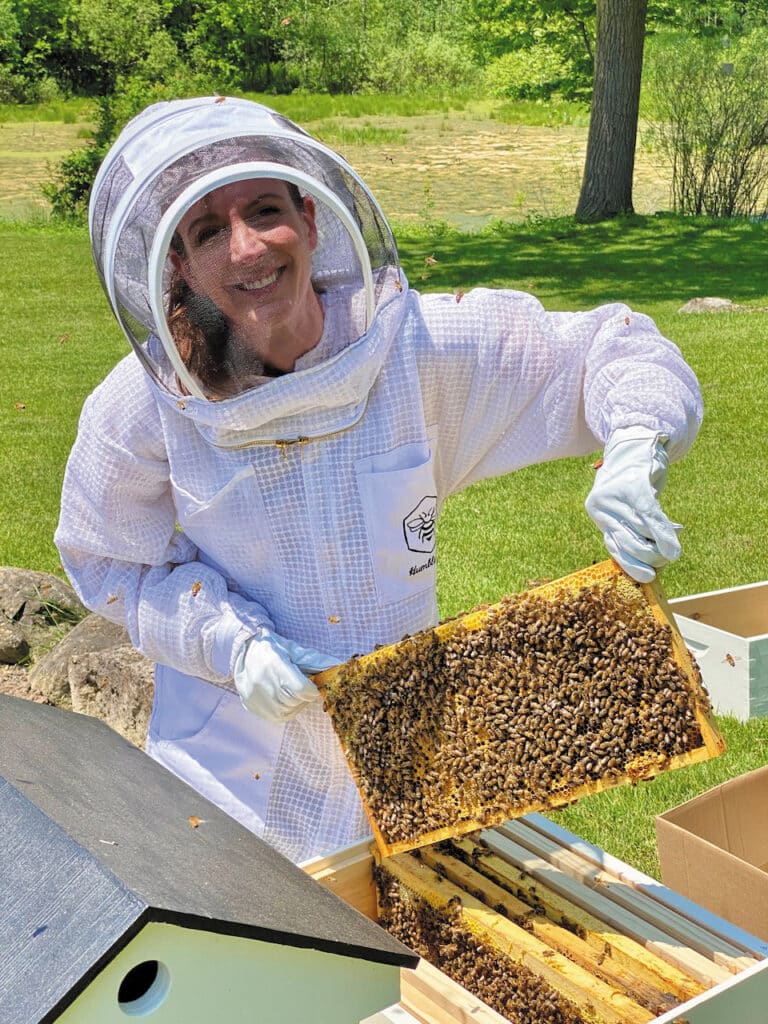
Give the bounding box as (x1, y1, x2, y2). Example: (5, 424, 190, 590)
(306, 814, 768, 1024)
(669, 581, 768, 721)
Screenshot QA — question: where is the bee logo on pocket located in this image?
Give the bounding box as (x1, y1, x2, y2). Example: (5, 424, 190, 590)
(403, 496, 437, 554)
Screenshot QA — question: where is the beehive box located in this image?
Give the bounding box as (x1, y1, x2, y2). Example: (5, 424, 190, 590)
(669, 581, 768, 721)
(306, 817, 768, 1024)
(315, 561, 725, 856)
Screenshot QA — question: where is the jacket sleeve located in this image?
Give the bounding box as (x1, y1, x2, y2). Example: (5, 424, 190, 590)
(413, 288, 703, 496)
(54, 360, 272, 683)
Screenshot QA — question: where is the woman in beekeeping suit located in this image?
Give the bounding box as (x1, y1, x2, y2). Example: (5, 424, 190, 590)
(56, 96, 702, 864)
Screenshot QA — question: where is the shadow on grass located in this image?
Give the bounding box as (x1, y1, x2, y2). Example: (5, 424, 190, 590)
(396, 213, 768, 310)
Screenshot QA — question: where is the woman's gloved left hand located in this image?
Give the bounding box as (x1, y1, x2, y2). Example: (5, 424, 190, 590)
(233, 628, 338, 722)
(585, 426, 683, 584)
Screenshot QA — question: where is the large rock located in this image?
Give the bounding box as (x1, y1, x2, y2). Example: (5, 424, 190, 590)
(0, 566, 87, 663)
(0, 618, 29, 664)
(68, 642, 154, 749)
(28, 614, 130, 705)
(677, 296, 734, 313)
(1, 567, 155, 747)
(676, 296, 756, 314)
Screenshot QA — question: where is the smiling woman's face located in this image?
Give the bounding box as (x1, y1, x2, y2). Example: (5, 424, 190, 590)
(171, 177, 323, 371)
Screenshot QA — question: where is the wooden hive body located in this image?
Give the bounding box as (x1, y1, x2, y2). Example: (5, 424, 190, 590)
(307, 819, 768, 1024)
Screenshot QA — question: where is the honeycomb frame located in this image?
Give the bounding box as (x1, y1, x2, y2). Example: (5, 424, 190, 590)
(315, 561, 726, 857)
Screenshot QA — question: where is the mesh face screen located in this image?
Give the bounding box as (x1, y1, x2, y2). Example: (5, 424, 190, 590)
(91, 103, 400, 401)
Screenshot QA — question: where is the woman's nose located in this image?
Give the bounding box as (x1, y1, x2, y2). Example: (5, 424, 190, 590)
(228, 213, 267, 263)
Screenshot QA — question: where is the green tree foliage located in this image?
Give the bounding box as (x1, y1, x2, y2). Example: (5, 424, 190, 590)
(470, 0, 595, 100)
(0, 0, 20, 63)
(10, 0, 768, 101)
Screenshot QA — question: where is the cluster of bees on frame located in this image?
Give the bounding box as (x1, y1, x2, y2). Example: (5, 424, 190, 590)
(373, 862, 587, 1024)
(322, 576, 708, 847)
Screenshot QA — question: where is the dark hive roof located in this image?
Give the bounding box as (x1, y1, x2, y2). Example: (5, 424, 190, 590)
(0, 694, 417, 1023)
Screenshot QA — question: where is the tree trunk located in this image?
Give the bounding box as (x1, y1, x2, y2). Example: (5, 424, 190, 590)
(575, 0, 648, 223)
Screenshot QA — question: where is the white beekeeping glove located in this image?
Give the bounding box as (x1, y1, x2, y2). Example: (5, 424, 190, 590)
(233, 628, 338, 722)
(585, 426, 683, 584)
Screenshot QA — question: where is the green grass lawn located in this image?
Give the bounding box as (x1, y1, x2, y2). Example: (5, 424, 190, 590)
(2, 209, 767, 878)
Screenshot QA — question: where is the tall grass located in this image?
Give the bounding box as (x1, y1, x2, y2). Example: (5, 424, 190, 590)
(244, 91, 474, 122)
(490, 97, 590, 127)
(0, 97, 95, 124)
(310, 120, 409, 148)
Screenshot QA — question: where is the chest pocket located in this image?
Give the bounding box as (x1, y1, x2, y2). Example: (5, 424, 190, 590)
(171, 465, 284, 600)
(355, 441, 438, 606)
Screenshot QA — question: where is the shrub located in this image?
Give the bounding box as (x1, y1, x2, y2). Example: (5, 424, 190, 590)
(483, 44, 570, 100)
(645, 29, 768, 218)
(366, 33, 479, 94)
(0, 66, 59, 104)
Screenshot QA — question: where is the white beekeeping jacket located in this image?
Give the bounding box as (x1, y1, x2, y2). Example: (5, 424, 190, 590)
(56, 97, 703, 863)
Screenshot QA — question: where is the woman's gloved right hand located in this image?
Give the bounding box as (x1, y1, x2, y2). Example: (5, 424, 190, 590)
(233, 628, 338, 722)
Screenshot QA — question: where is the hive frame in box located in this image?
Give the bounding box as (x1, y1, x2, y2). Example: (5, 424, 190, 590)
(669, 581, 768, 721)
(305, 816, 768, 1024)
(315, 560, 726, 857)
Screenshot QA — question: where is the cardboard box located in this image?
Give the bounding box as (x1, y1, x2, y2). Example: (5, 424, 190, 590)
(656, 765, 768, 943)
(669, 581, 768, 721)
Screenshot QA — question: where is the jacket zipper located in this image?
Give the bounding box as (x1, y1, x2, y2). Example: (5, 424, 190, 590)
(211, 394, 370, 456)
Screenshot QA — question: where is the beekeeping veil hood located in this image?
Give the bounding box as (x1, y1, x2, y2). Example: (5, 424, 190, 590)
(89, 95, 406, 446)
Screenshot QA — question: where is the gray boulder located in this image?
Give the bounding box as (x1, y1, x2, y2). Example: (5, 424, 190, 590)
(68, 642, 154, 749)
(678, 297, 735, 313)
(28, 614, 129, 704)
(1, 567, 154, 749)
(0, 566, 87, 663)
(0, 618, 29, 665)
(28, 613, 153, 747)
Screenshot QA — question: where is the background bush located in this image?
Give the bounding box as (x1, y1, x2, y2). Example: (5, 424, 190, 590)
(644, 29, 768, 218)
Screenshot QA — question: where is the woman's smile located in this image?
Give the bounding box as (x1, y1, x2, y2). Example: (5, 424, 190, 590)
(233, 268, 283, 292)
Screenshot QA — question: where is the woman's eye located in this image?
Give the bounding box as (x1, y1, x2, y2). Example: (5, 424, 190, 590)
(194, 225, 222, 246)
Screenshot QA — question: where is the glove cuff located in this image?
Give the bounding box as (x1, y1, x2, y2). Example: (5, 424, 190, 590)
(604, 425, 669, 454)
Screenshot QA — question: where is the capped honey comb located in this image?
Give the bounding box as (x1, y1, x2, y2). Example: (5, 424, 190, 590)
(315, 561, 725, 856)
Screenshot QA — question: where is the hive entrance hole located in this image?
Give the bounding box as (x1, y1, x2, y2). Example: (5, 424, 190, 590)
(118, 959, 170, 1016)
